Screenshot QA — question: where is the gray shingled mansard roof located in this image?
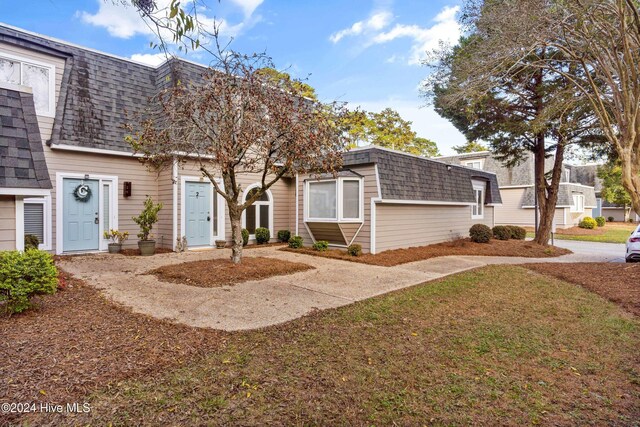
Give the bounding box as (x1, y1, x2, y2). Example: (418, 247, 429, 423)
(521, 183, 597, 209)
(0, 84, 51, 189)
(344, 146, 502, 205)
(0, 24, 208, 154)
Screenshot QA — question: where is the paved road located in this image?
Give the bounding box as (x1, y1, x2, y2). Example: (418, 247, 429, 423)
(550, 239, 626, 263)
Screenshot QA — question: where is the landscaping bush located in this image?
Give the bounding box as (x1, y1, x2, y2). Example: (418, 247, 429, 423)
(578, 217, 597, 229)
(608, 216, 615, 222)
(241, 228, 249, 246)
(288, 235, 303, 249)
(509, 226, 527, 240)
(312, 240, 329, 251)
(24, 234, 39, 250)
(277, 229, 291, 243)
(0, 249, 58, 314)
(347, 243, 362, 257)
(492, 225, 511, 241)
(255, 227, 270, 244)
(469, 224, 492, 243)
(595, 216, 606, 227)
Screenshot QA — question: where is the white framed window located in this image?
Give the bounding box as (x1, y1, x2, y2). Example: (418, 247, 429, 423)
(471, 181, 485, 219)
(464, 159, 483, 169)
(0, 53, 56, 117)
(305, 178, 363, 222)
(23, 196, 51, 250)
(242, 184, 273, 237)
(565, 169, 571, 182)
(571, 194, 585, 213)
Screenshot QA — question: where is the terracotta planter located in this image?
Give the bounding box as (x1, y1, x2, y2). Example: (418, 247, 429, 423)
(215, 240, 226, 249)
(138, 240, 156, 256)
(107, 243, 122, 254)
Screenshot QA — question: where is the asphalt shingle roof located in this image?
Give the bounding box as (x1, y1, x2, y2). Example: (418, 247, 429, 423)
(344, 147, 502, 205)
(0, 85, 51, 189)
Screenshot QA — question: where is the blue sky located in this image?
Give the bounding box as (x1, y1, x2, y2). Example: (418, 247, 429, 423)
(3, 0, 466, 154)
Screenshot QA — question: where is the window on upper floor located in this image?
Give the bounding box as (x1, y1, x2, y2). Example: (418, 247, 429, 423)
(0, 54, 55, 117)
(464, 159, 483, 169)
(471, 181, 485, 219)
(565, 169, 571, 182)
(571, 194, 585, 213)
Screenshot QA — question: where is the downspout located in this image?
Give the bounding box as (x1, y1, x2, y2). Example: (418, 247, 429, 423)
(172, 158, 178, 251)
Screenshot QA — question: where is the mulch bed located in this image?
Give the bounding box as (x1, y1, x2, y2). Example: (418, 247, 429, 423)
(121, 247, 174, 256)
(525, 263, 640, 316)
(150, 256, 314, 288)
(0, 271, 223, 423)
(554, 226, 605, 236)
(283, 239, 571, 267)
(243, 242, 287, 250)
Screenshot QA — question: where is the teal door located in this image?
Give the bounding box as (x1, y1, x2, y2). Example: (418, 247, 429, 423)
(185, 181, 211, 246)
(63, 178, 100, 252)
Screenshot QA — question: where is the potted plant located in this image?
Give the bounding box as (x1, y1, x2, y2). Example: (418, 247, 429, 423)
(132, 196, 163, 256)
(215, 239, 226, 249)
(103, 229, 129, 253)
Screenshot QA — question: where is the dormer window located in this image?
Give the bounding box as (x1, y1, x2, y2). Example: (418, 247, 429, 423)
(464, 159, 483, 169)
(0, 54, 55, 117)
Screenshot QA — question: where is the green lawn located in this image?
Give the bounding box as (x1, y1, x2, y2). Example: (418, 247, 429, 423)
(527, 222, 637, 244)
(38, 266, 640, 426)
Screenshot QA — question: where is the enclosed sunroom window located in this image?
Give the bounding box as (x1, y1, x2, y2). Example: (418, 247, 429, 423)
(306, 178, 362, 222)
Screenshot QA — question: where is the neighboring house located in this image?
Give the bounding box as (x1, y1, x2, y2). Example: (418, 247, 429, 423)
(438, 151, 597, 229)
(0, 24, 502, 254)
(568, 164, 640, 222)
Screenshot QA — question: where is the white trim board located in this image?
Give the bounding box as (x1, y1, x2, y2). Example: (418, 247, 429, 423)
(15, 197, 24, 251)
(241, 183, 274, 240)
(0, 188, 51, 196)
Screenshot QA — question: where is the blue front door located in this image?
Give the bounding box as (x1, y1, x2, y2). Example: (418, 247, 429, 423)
(63, 178, 100, 252)
(185, 181, 211, 246)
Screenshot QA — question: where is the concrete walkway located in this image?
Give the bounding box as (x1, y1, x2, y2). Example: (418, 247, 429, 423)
(58, 241, 624, 331)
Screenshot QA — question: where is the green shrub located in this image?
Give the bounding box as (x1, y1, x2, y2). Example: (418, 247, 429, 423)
(595, 216, 606, 227)
(608, 216, 615, 222)
(288, 235, 303, 249)
(24, 234, 39, 250)
(241, 228, 249, 246)
(255, 227, 270, 244)
(578, 217, 597, 229)
(312, 240, 329, 251)
(492, 225, 510, 241)
(0, 250, 58, 314)
(469, 224, 492, 243)
(132, 196, 162, 240)
(347, 243, 362, 257)
(509, 225, 527, 240)
(277, 230, 291, 243)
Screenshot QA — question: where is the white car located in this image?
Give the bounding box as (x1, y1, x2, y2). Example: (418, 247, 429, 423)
(626, 224, 640, 262)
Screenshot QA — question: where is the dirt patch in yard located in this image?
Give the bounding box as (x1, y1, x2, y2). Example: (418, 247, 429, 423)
(283, 239, 571, 267)
(150, 256, 314, 288)
(121, 247, 174, 256)
(0, 271, 222, 424)
(525, 263, 640, 317)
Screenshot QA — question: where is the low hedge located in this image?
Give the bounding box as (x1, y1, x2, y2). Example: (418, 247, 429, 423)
(0, 249, 58, 314)
(347, 243, 362, 257)
(595, 216, 606, 227)
(508, 225, 527, 240)
(277, 230, 291, 243)
(492, 225, 511, 241)
(579, 217, 597, 229)
(288, 235, 304, 249)
(241, 228, 249, 246)
(255, 227, 270, 244)
(469, 224, 492, 243)
(313, 240, 329, 251)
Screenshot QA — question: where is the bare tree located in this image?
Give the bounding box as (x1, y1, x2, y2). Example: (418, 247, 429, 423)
(126, 38, 348, 263)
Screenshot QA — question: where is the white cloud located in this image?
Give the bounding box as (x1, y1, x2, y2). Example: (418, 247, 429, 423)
(330, 5, 461, 66)
(352, 98, 466, 155)
(78, 0, 260, 41)
(130, 53, 169, 66)
(329, 11, 393, 43)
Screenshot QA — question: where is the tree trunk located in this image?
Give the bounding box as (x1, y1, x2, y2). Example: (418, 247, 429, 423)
(229, 208, 243, 264)
(533, 136, 564, 246)
(620, 150, 640, 219)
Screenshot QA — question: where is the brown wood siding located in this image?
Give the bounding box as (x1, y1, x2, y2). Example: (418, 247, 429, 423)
(44, 148, 163, 251)
(339, 222, 363, 244)
(495, 187, 567, 227)
(298, 164, 378, 252)
(0, 42, 66, 142)
(375, 204, 495, 253)
(306, 222, 346, 245)
(0, 196, 16, 250)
